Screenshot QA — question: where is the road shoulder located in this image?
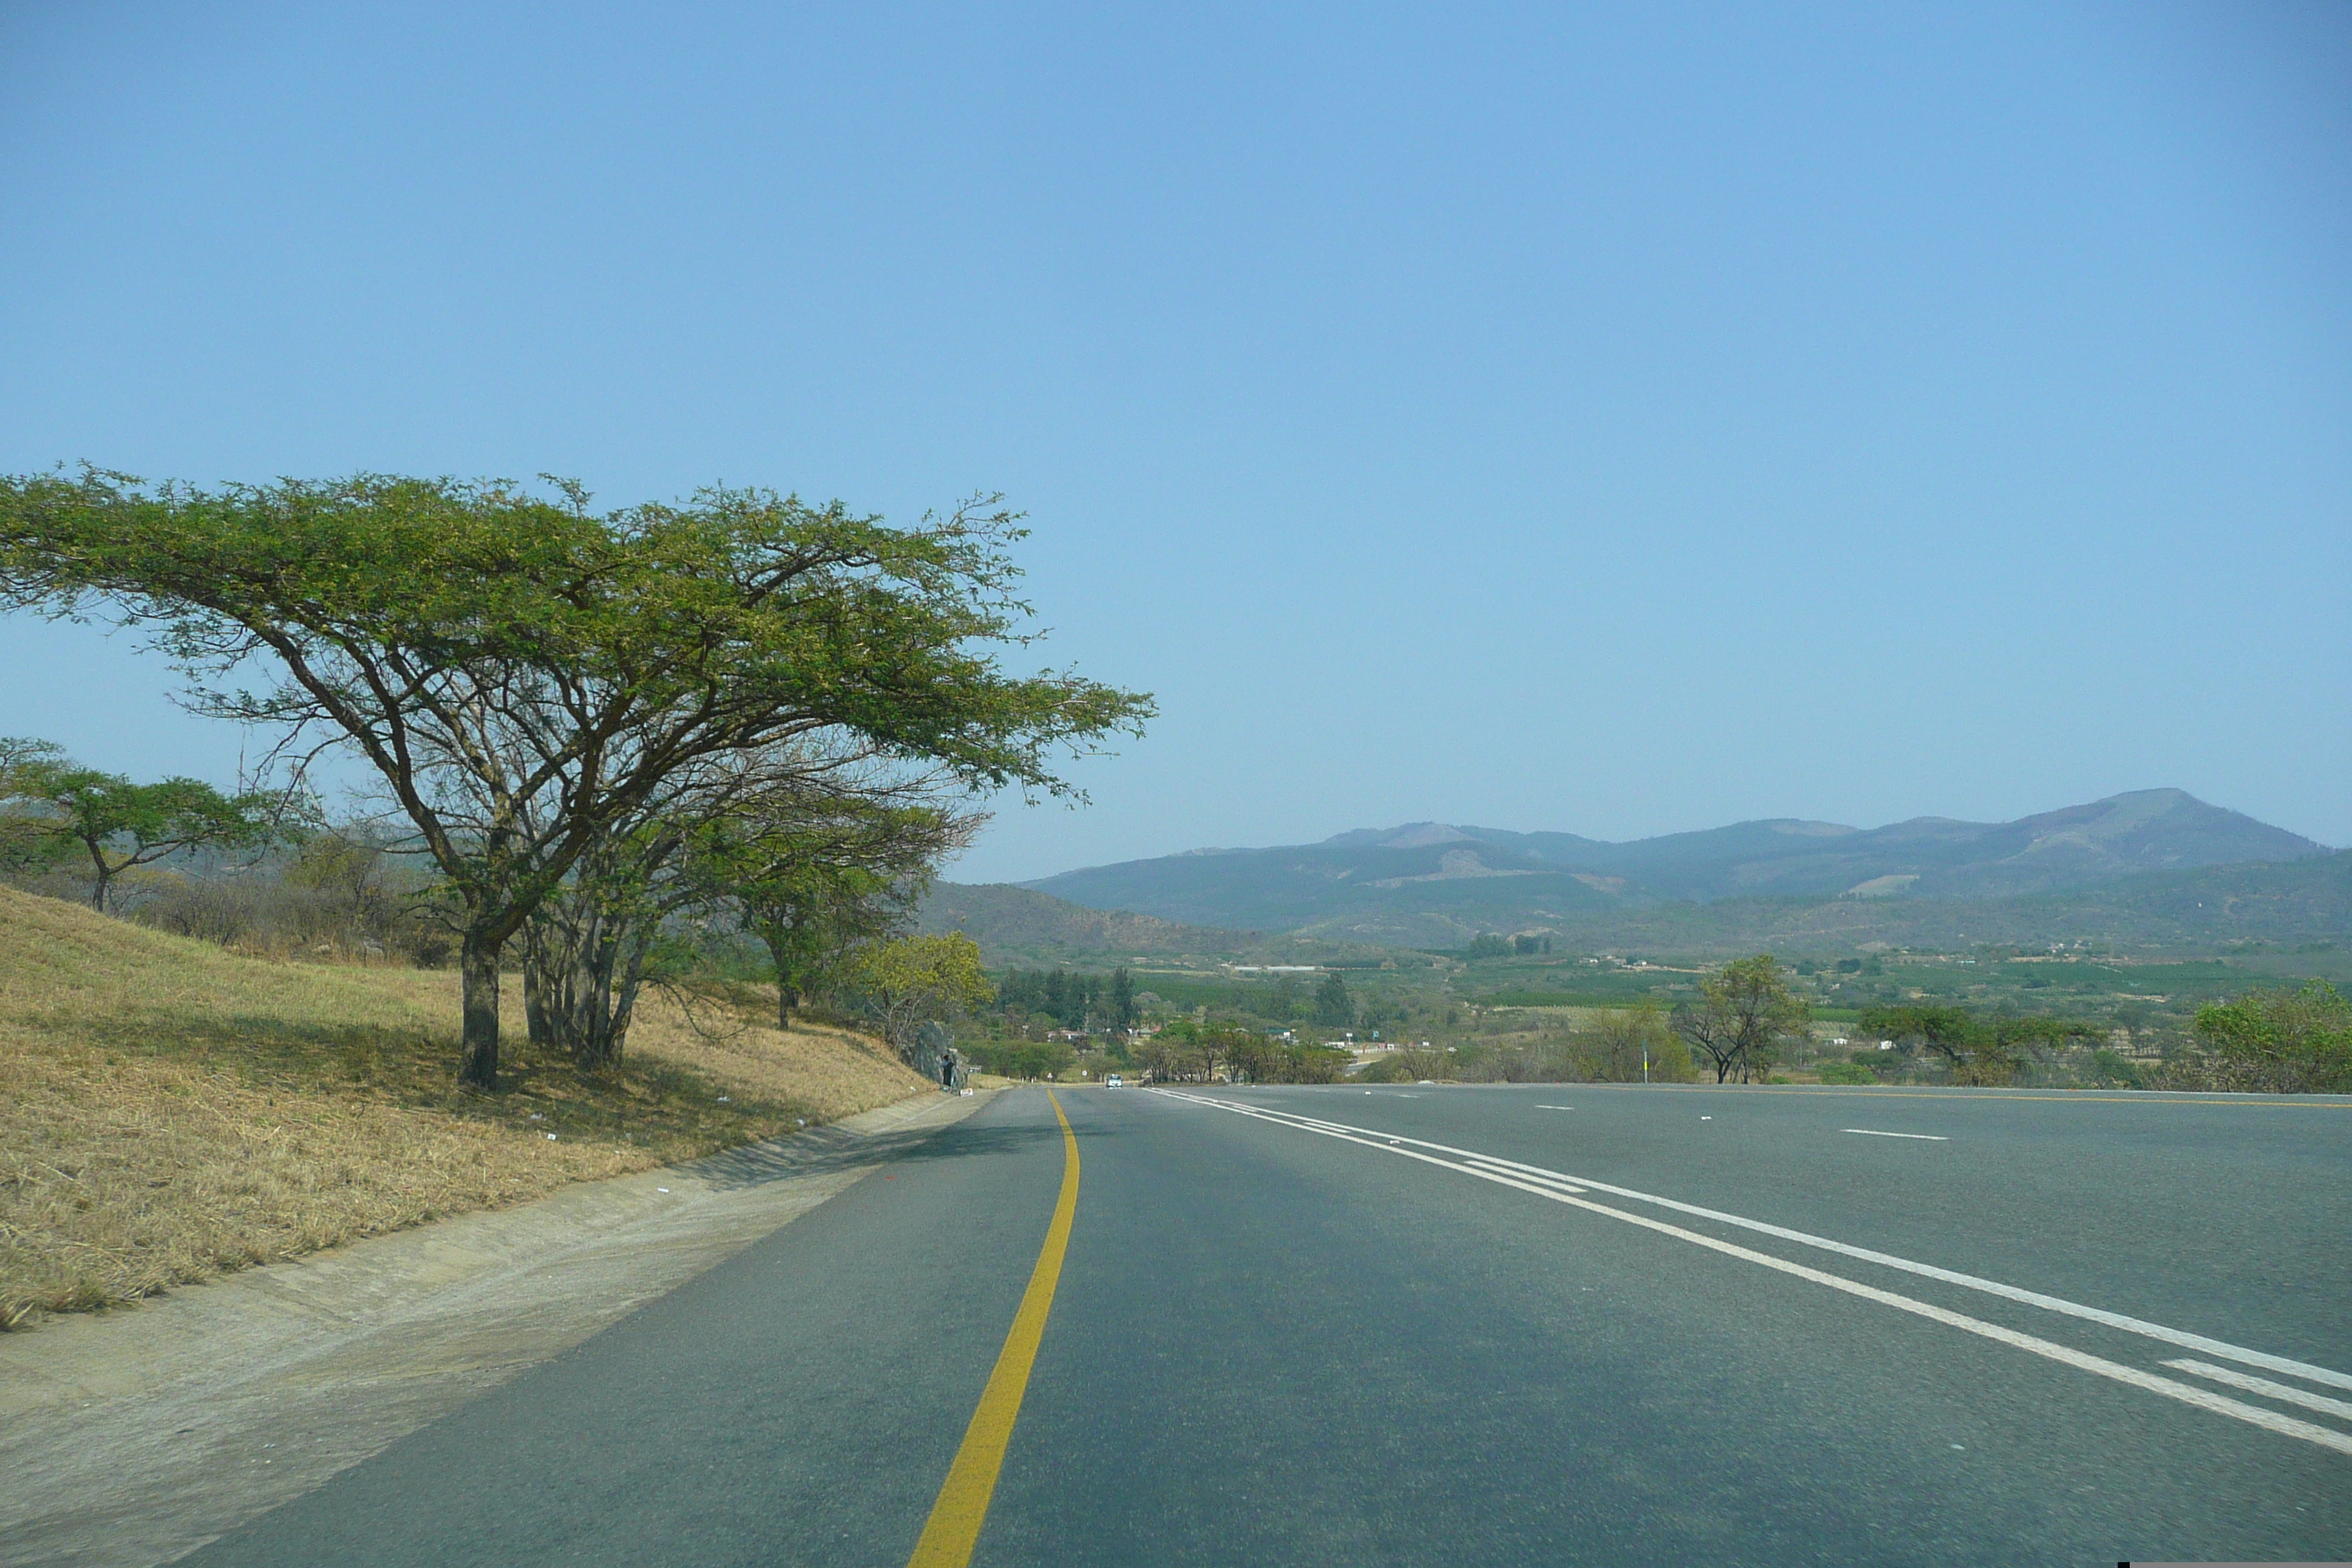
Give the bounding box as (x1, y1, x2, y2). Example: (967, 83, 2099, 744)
(0, 1087, 993, 1568)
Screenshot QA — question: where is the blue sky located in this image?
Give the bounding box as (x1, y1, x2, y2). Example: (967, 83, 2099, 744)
(2, 1, 2345, 881)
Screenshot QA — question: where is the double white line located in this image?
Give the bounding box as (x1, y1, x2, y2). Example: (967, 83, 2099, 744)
(1150, 1088, 2352, 1457)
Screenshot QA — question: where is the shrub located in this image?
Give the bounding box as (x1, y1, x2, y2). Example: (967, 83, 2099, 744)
(2192, 982, 2352, 1094)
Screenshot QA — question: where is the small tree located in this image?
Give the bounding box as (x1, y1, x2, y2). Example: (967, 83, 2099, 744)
(2193, 982, 2351, 1094)
(1312, 970, 1353, 1028)
(284, 826, 407, 948)
(1009, 1039, 1076, 1082)
(720, 798, 970, 1031)
(847, 933, 993, 1061)
(1589, 1000, 1690, 1082)
(0, 739, 275, 912)
(1109, 966, 1137, 1032)
(1675, 954, 1808, 1083)
(1268, 974, 1302, 1019)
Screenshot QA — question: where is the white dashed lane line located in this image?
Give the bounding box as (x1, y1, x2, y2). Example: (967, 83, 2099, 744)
(1844, 1129, 1948, 1141)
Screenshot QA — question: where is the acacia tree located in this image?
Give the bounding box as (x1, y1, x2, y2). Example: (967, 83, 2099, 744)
(0, 471, 1150, 1087)
(722, 794, 973, 1031)
(844, 932, 993, 1058)
(0, 738, 275, 911)
(511, 748, 973, 1068)
(1860, 1003, 2110, 1087)
(1674, 954, 1809, 1083)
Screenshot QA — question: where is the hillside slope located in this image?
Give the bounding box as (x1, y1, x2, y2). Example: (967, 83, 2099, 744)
(0, 887, 924, 1324)
(1387, 849, 2352, 954)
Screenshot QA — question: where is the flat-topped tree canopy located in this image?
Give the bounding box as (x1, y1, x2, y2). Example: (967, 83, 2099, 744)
(0, 468, 1152, 1087)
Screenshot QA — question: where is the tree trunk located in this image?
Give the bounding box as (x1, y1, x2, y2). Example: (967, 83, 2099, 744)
(524, 892, 643, 1072)
(84, 841, 113, 913)
(521, 927, 554, 1050)
(764, 930, 797, 1029)
(459, 929, 502, 1089)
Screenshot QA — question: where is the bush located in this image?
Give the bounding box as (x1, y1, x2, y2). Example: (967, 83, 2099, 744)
(967, 1038, 1074, 1082)
(2087, 1048, 2142, 1088)
(1817, 1060, 1877, 1085)
(2192, 982, 2352, 1093)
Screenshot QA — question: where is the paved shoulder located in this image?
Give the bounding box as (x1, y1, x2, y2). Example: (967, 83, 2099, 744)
(175, 1088, 1066, 1568)
(0, 1088, 993, 1568)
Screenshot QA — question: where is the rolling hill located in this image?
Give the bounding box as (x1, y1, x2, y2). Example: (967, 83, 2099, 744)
(1019, 790, 2330, 943)
(928, 848, 2352, 962)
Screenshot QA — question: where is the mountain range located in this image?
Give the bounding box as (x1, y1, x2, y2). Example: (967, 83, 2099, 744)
(1001, 790, 2334, 949)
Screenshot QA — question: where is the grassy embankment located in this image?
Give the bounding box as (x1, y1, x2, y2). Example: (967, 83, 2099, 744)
(0, 886, 928, 1327)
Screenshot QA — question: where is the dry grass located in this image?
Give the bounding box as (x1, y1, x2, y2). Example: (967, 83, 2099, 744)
(0, 886, 928, 1327)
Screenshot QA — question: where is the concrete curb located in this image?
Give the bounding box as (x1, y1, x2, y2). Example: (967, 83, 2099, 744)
(0, 1087, 997, 1567)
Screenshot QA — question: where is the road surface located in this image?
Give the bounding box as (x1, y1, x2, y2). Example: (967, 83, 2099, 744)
(184, 1082, 2352, 1566)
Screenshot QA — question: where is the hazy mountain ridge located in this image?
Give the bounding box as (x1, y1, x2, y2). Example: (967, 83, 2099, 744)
(929, 848, 2352, 960)
(1024, 790, 2329, 933)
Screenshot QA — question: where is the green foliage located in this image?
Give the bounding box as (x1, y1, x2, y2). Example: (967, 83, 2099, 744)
(845, 933, 993, 1058)
(2087, 1048, 2143, 1088)
(996, 968, 1104, 1029)
(1219, 1025, 1350, 1084)
(1673, 954, 1809, 1084)
(715, 801, 964, 1030)
(1585, 1001, 1691, 1082)
(968, 1036, 1076, 1082)
(1816, 1060, 1878, 1085)
(1267, 974, 1303, 1019)
(2192, 981, 2352, 1093)
(1464, 932, 1512, 958)
(1312, 969, 1354, 1028)
(0, 737, 276, 911)
(1455, 1003, 1695, 1085)
(0, 470, 1150, 1088)
(1858, 1003, 2105, 1087)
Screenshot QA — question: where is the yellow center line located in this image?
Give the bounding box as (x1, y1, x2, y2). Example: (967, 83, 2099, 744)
(907, 1089, 1081, 1568)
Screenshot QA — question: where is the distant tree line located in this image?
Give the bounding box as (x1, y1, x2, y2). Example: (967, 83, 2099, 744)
(995, 966, 1137, 1031)
(1128, 1022, 1349, 1085)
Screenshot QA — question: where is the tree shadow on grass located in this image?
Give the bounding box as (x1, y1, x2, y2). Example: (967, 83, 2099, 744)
(89, 1007, 818, 1162)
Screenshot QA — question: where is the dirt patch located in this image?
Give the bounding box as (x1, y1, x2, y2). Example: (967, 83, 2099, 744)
(0, 886, 930, 1325)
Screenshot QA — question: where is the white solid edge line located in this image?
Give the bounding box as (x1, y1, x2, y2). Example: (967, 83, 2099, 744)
(2164, 1360, 2352, 1422)
(1147, 1089, 2352, 1398)
(1843, 1129, 1949, 1140)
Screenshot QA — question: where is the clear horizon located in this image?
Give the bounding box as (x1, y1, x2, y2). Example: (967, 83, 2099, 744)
(4, 3, 2345, 882)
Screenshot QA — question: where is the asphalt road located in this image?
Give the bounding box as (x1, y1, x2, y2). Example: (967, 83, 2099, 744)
(186, 1082, 2352, 1567)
